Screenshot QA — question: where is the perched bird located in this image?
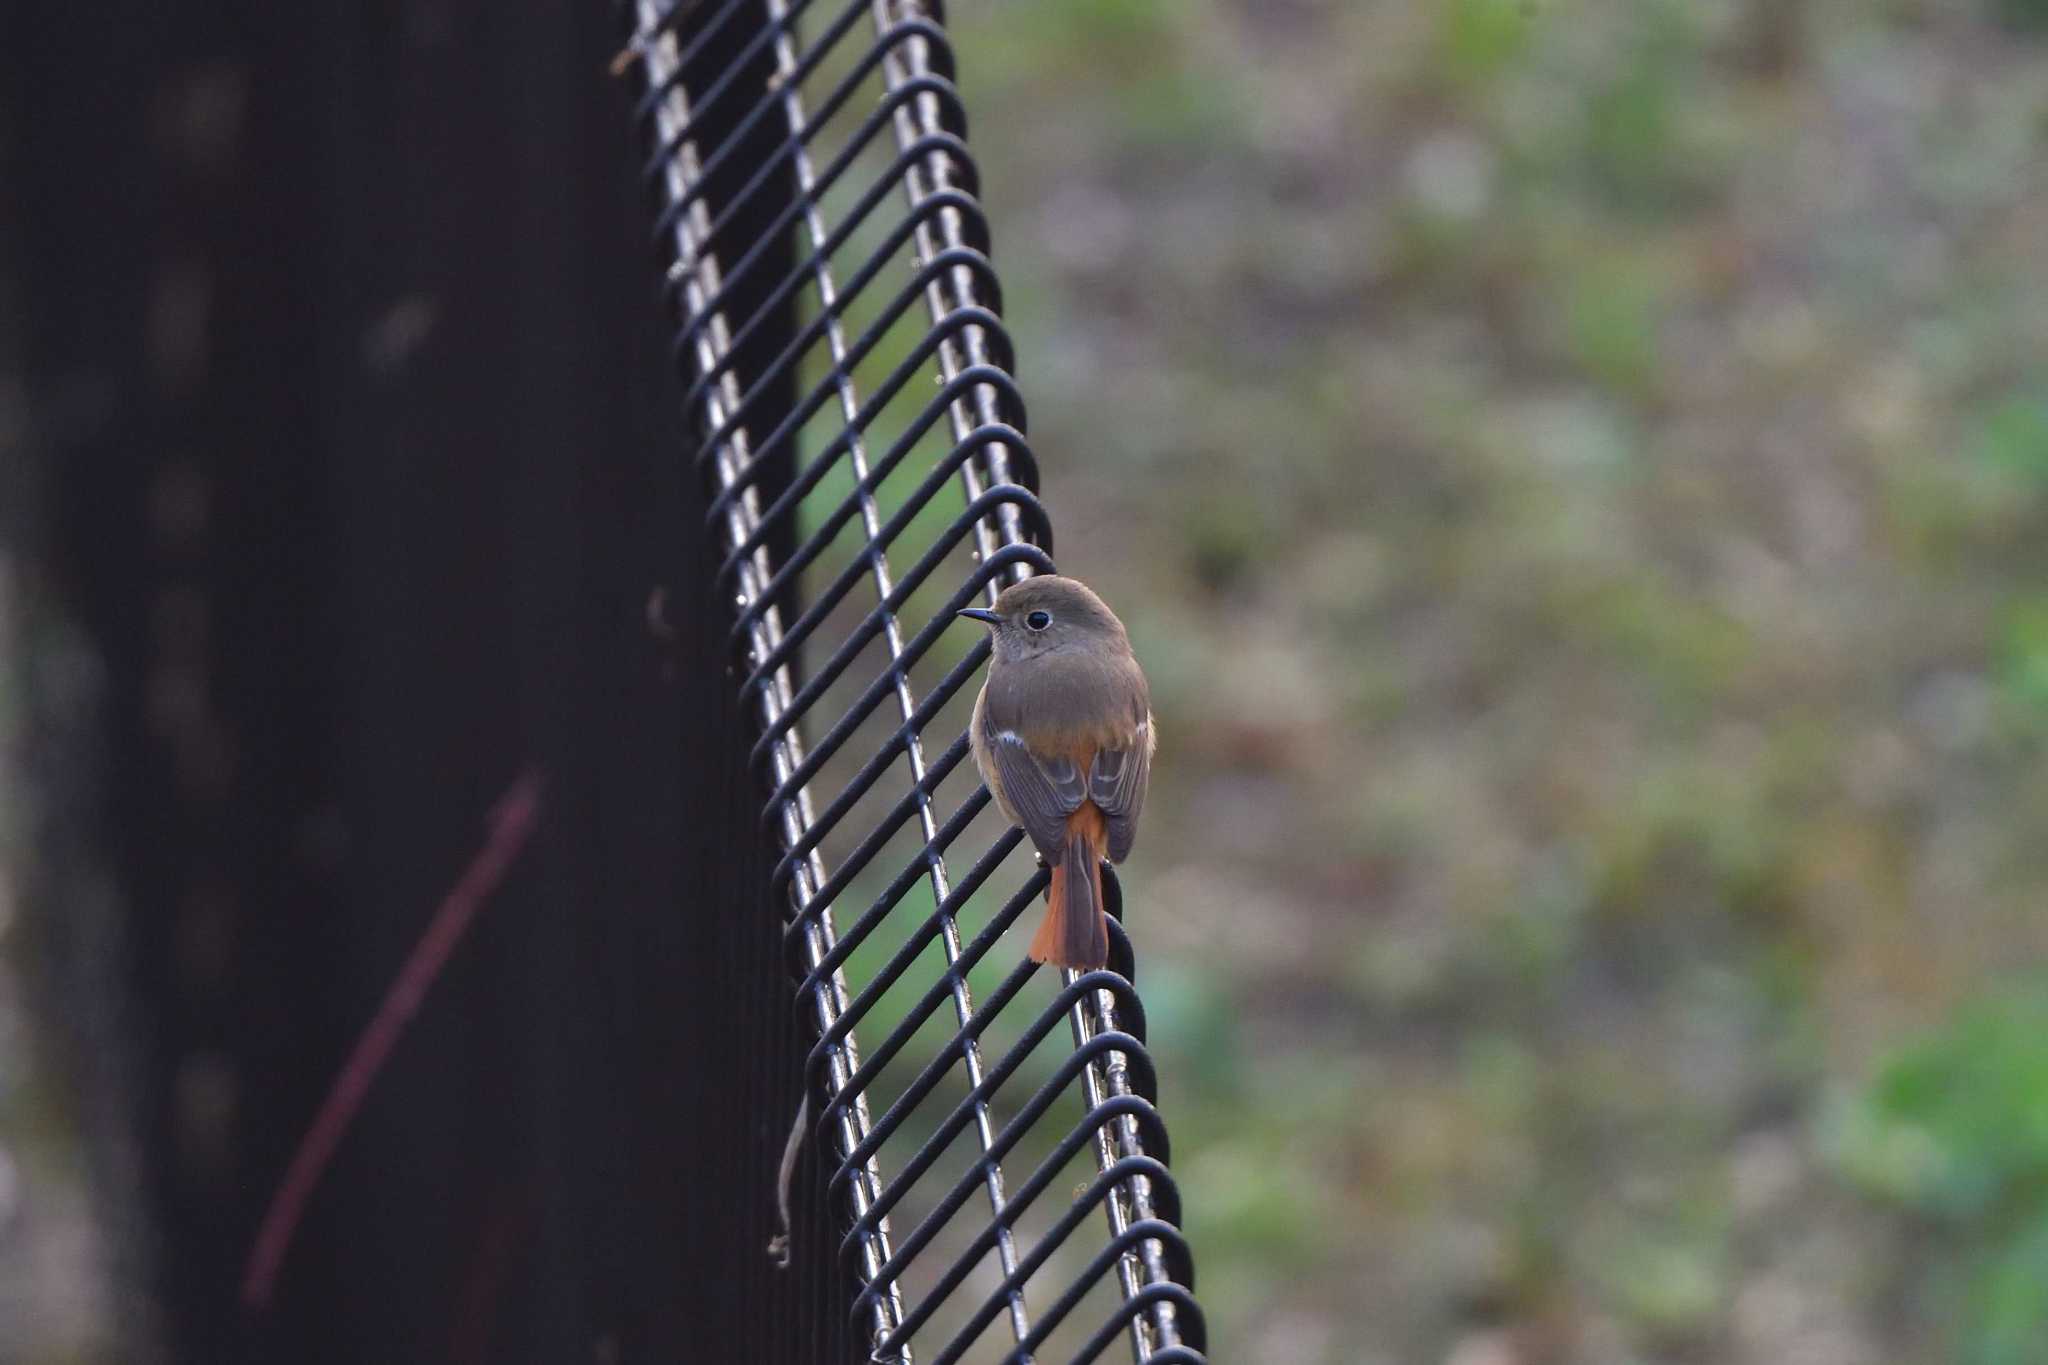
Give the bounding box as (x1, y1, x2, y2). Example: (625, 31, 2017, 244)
(959, 576, 1154, 969)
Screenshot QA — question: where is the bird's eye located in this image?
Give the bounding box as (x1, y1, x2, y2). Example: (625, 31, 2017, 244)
(1025, 610, 1052, 631)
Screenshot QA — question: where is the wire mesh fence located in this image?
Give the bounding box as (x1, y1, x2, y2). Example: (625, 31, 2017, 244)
(618, 2, 1208, 1360)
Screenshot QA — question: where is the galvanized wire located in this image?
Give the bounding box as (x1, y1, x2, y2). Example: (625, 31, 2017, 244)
(620, 2, 1207, 1359)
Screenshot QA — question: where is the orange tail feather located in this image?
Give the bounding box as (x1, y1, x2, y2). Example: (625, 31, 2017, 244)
(1030, 808, 1109, 969)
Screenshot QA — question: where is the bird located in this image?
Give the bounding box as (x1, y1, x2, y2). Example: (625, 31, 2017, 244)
(958, 575, 1154, 970)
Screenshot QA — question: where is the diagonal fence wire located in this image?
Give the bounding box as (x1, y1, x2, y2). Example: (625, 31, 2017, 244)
(620, 2, 1206, 1360)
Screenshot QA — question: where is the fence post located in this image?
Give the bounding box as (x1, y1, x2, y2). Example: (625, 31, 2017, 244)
(10, 1, 852, 1359)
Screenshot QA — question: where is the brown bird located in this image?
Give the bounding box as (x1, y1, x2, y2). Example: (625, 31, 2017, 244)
(959, 576, 1154, 970)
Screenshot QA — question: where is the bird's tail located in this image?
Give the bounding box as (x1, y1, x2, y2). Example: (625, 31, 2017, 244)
(1032, 806, 1109, 970)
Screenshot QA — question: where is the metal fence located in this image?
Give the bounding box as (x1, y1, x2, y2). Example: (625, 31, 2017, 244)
(10, 0, 1202, 1358)
(618, 2, 1207, 1360)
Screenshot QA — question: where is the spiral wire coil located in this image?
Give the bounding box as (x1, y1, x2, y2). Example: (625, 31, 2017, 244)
(620, 2, 1207, 1359)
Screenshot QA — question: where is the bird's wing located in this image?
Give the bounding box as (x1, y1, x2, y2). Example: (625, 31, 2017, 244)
(978, 707, 1089, 857)
(1089, 716, 1153, 863)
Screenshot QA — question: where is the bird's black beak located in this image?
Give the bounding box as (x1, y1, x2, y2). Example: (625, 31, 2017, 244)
(956, 608, 1002, 626)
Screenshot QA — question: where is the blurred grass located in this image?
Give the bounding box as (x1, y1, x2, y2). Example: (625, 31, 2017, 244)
(1831, 980, 2048, 1365)
(941, 0, 2048, 1360)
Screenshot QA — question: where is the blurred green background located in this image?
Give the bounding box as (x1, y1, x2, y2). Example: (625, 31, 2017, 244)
(940, 1, 2048, 1361)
